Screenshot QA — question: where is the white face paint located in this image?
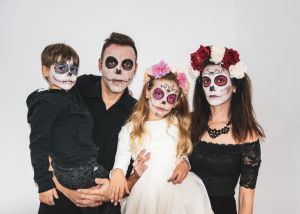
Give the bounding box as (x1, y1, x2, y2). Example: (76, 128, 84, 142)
(100, 44, 136, 93)
(147, 79, 179, 120)
(202, 65, 233, 106)
(47, 60, 78, 90)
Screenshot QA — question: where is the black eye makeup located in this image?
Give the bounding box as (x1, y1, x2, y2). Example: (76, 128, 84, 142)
(54, 63, 79, 75)
(122, 59, 134, 70)
(105, 56, 118, 69)
(105, 56, 134, 70)
(214, 75, 227, 86)
(202, 76, 211, 87)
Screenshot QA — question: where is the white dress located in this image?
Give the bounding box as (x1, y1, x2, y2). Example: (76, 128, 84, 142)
(113, 118, 213, 214)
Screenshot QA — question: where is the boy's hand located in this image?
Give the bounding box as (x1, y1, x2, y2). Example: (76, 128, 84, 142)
(109, 169, 129, 206)
(168, 159, 190, 184)
(39, 188, 58, 206)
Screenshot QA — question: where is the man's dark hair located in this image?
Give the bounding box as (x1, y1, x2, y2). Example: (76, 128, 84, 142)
(100, 32, 137, 61)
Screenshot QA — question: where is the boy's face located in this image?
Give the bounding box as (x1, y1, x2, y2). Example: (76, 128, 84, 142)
(43, 58, 78, 90)
(99, 44, 137, 93)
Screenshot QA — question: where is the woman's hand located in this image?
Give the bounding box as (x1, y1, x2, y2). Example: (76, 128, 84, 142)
(168, 159, 190, 184)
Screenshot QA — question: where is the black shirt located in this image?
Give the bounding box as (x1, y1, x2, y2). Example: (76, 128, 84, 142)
(27, 87, 97, 193)
(189, 140, 261, 214)
(75, 75, 137, 172)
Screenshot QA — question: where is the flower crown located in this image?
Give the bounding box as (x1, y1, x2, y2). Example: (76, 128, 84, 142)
(190, 45, 247, 79)
(144, 60, 189, 95)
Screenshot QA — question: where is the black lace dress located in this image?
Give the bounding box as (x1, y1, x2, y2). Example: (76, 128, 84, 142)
(189, 140, 261, 214)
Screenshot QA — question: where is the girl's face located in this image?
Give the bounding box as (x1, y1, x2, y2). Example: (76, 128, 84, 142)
(146, 79, 179, 120)
(201, 64, 234, 106)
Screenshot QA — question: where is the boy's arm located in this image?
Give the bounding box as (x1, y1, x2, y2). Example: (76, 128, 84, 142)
(28, 98, 58, 193)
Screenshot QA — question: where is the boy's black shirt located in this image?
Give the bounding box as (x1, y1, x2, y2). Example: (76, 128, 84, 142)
(27, 87, 97, 193)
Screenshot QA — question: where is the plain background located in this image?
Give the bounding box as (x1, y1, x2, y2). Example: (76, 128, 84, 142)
(0, 0, 299, 213)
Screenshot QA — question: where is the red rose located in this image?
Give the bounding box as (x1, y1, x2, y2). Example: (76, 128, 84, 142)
(190, 45, 211, 72)
(222, 48, 240, 69)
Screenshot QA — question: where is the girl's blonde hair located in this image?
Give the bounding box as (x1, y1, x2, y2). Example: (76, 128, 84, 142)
(128, 72, 192, 158)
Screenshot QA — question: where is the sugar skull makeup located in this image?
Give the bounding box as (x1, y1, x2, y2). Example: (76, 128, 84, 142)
(202, 65, 234, 106)
(147, 79, 179, 119)
(47, 60, 78, 90)
(100, 45, 136, 93)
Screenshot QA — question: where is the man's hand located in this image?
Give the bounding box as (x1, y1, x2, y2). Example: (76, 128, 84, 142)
(76, 178, 110, 207)
(168, 159, 190, 184)
(39, 188, 58, 206)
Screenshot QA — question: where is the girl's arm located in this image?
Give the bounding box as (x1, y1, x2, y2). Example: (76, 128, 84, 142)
(239, 187, 255, 214)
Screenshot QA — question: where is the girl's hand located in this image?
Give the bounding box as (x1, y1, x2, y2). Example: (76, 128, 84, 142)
(132, 149, 151, 177)
(109, 169, 129, 206)
(39, 188, 58, 206)
(168, 159, 190, 184)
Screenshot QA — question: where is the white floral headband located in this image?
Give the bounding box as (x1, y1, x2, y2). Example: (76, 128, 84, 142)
(144, 60, 189, 95)
(190, 45, 247, 79)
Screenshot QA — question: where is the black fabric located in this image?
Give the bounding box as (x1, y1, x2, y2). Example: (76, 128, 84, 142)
(189, 140, 261, 213)
(27, 87, 97, 193)
(75, 75, 136, 174)
(209, 195, 237, 214)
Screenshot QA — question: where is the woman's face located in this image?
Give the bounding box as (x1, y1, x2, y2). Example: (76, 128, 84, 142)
(201, 64, 234, 106)
(146, 79, 179, 120)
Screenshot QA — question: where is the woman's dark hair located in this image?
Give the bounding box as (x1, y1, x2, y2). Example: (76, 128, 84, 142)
(191, 72, 265, 143)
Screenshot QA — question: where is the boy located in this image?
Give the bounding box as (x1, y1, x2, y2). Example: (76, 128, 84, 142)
(27, 43, 108, 213)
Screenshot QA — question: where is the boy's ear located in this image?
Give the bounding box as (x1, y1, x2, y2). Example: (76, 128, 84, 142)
(41, 65, 49, 78)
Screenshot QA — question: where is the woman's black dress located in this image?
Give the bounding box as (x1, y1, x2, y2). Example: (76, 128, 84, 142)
(189, 140, 261, 214)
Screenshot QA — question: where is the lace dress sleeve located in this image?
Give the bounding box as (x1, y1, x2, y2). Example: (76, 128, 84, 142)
(240, 141, 261, 189)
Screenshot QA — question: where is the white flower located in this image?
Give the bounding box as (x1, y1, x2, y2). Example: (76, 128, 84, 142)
(169, 65, 178, 74)
(210, 45, 226, 64)
(229, 61, 247, 79)
(188, 65, 199, 80)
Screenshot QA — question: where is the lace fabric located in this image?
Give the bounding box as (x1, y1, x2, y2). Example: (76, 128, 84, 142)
(240, 141, 261, 188)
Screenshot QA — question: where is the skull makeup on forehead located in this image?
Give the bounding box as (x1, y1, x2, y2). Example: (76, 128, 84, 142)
(202, 65, 234, 106)
(47, 60, 78, 90)
(147, 79, 179, 118)
(100, 45, 136, 93)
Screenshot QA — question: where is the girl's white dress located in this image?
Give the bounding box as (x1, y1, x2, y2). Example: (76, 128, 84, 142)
(113, 118, 213, 214)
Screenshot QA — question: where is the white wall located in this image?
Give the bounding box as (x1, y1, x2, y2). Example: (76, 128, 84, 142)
(0, 0, 298, 213)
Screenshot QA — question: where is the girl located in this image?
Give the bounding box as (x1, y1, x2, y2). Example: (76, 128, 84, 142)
(109, 61, 213, 214)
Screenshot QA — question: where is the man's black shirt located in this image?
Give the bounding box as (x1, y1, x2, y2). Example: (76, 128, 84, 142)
(75, 74, 137, 172)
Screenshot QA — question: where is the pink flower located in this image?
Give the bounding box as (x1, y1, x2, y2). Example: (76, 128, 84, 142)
(151, 60, 171, 78)
(176, 72, 187, 88)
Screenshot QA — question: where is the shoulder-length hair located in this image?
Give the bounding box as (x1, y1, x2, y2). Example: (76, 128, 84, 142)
(191, 72, 265, 143)
(128, 72, 192, 157)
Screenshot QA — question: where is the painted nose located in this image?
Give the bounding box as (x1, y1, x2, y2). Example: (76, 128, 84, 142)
(209, 85, 215, 91)
(67, 71, 72, 76)
(162, 101, 166, 105)
(115, 68, 121, 74)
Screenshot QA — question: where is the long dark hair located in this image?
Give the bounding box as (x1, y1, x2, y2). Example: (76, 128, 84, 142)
(191, 72, 265, 143)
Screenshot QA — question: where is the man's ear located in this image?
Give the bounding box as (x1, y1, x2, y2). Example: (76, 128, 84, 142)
(134, 62, 138, 75)
(98, 58, 103, 71)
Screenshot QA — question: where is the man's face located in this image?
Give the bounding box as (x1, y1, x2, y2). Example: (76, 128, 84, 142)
(201, 64, 234, 106)
(146, 79, 179, 119)
(100, 44, 137, 93)
(46, 58, 78, 90)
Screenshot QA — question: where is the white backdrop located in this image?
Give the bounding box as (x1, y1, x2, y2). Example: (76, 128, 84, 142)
(0, 0, 299, 213)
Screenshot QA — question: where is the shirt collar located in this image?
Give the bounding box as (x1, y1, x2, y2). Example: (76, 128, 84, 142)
(88, 76, 133, 110)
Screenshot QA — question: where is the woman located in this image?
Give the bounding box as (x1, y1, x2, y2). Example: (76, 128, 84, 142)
(189, 45, 265, 214)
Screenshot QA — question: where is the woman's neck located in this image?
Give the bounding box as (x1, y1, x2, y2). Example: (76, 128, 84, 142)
(209, 100, 230, 123)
